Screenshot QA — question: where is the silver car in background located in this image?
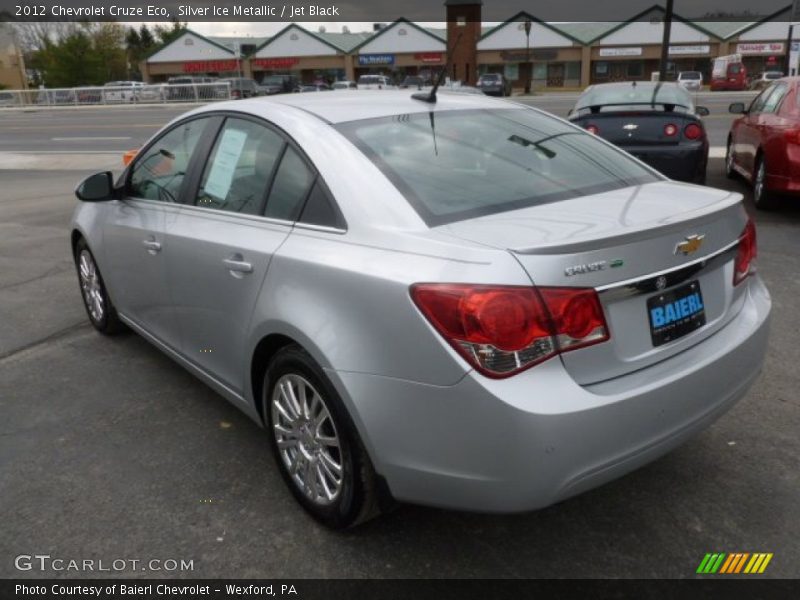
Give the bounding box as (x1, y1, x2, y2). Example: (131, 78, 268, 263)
(677, 71, 703, 92)
(70, 91, 770, 528)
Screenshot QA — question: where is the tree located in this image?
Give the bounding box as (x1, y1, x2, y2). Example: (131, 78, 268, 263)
(125, 24, 158, 79)
(153, 19, 188, 46)
(24, 22, 127, 87)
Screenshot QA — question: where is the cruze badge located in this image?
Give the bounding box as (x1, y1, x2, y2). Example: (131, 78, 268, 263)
(623, 123, 639, 130)
(675, 234, 705, 256)
(565, 261, 606, 276)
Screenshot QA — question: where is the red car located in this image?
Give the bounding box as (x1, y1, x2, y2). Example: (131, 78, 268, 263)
(726, 77, 800, 209)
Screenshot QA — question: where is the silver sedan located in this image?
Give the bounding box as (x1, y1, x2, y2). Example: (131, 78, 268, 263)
(70, 90, 771, 528)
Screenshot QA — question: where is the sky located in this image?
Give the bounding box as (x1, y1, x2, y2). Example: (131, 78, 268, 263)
(185, 22, 445, 38)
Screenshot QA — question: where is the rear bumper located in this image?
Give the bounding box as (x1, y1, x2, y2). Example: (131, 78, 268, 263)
(622, 142, 707, 182)
(328, 276, 770, 513)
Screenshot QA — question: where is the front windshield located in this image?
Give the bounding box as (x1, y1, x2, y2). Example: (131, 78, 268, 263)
(262, 76, 285, 85)
(336, 108, 659, 226)
(576, 84, 694, 113)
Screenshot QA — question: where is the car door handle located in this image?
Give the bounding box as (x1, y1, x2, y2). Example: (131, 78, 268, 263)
(142, 239, 161, 253)
(223, 257, 253, 274)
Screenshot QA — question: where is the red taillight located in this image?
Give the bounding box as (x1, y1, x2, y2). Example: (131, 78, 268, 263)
(734, 219, 757, 286)
(410, 284, 609, 378)
(684, 123, 703, 140)
(664, 123, 678, 137)
(586, 124, 599, 135)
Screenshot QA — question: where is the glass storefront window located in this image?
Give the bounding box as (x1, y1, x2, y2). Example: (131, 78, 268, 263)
(532, 63, 547, 80)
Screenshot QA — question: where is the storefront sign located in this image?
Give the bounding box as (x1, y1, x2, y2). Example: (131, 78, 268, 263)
(183, 60, 238, 73)
(357, 54, 395, 66)
(252, 57, 300, 70)
(669, 45, 711, 56)
(414, 53, 443, 63)
(737, 42, 785, 55)
(599, 47, 643, 57)
(500, 50, 559, 62)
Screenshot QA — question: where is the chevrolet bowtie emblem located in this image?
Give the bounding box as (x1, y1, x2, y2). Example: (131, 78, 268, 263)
(675, 234, 705, 256)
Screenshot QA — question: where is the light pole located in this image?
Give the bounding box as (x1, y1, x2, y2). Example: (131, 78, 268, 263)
(524, 19, 532, 95)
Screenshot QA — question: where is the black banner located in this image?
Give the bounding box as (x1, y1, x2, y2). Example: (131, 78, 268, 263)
(0, 0, 798, 23)
(2, 579, 799, 600)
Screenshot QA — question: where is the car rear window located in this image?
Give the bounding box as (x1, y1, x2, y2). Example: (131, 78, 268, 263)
(576, 84, 694, 113)
(336, 108, 659, 226)
(680, 72, 701, 80)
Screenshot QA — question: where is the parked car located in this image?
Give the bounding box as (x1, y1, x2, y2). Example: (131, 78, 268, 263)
(221, 77, 261, 99)
(297, 83, 332, 92)
(569, 82, 710, 183)
(711, 54, 748, 91)
(37, 89, 76, 104)
(750, 71, 784, 91)
(476, 73, 512, 97)
(76, 87, 103, 104)
(259, 74, 299, 95)
(136, 84, 166, 103)
(357, 75, 395, 90)
(399, 75, 429, 89)
(332, 80, 357, 90)
(166, 76, 225, 101)
(103, 81, 142, 103)
(0, 91, 18, 107)
(677, 71, 703, 92)
(726, 77, 800, 209)
(70, 91, 770, 529)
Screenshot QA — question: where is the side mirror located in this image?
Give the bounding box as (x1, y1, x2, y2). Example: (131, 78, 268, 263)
(695, 106, 710, 117)
(75, 171, 115, 202)
(729, 102, 747, 114)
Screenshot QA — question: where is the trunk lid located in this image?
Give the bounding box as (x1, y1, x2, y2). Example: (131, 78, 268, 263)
(571, 111, 696, 146)
(438, 181, 749, 384)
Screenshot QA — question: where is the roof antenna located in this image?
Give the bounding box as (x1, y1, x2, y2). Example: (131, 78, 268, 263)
(412, 32, 463, 103)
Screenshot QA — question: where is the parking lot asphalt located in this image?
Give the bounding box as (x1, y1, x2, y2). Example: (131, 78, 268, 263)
(1, 98, 798, 579)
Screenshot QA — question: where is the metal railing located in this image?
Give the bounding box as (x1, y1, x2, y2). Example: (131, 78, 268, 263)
(0, 82, 232, 108)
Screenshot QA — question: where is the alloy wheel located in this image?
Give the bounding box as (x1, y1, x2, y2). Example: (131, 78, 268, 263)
(78, 249, 105, 323)
(271, 374, 343, 506)
(754, 160, 765, 205)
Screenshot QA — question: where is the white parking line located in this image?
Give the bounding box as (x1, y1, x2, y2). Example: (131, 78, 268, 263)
(51, 136, 131, 141)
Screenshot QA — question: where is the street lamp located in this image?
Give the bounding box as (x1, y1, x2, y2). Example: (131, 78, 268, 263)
(524, 19, 532, 95)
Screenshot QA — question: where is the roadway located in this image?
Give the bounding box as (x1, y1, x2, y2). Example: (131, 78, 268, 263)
(0, 91, 756, 155)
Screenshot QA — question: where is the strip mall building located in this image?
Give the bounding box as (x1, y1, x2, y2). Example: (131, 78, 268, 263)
(140, 2, 800, 89)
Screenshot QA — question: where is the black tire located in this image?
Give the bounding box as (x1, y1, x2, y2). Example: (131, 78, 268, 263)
(263, 345, 380, 529)
(73, 237, 126, 334)
(753, 155, 777, 211)
(725, 138, 737, 180)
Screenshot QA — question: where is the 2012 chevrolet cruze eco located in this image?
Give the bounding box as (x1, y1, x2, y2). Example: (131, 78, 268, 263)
(70, 90, 771, 528)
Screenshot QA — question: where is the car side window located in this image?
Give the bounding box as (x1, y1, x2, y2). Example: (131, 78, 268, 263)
(264, 146, 314, 221)
(128, 118, 208, 202)
(298, 180, 345, 229)
(195, 118, 285, 215)
(749, 85, 777, 114)
(762, 83, 788, 114)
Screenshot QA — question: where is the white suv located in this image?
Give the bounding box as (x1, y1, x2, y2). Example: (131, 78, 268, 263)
(677, 71, 703, 92)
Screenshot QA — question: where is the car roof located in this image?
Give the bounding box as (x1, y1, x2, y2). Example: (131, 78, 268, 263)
(211, 90, 512, 124)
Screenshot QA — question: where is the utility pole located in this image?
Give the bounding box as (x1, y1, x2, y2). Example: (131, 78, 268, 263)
(524, 18, 532, 95)
(658, 0, 675, 82)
